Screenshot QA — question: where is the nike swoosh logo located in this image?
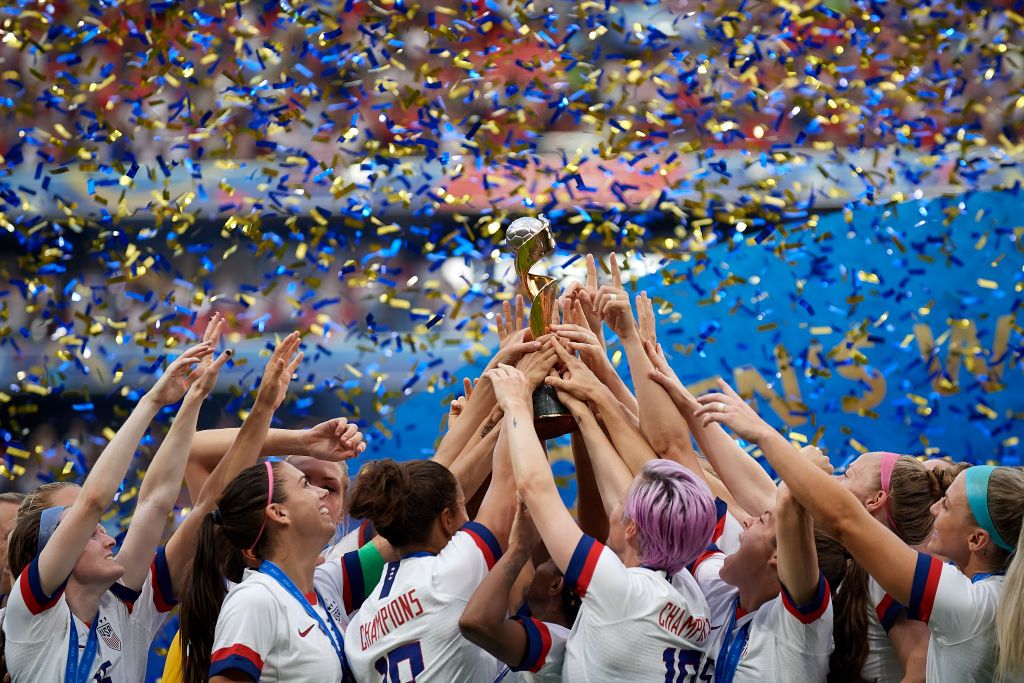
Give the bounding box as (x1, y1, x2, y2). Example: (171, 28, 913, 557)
(298, 625, 315, 638)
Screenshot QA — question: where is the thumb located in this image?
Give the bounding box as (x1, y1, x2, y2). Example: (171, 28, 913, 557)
(544, 375, 571, 391)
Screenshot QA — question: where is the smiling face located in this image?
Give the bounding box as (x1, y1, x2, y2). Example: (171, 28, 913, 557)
(289, 456, 347, 526)
(67, 515, 124, 585)
(271, 462, 335, 546)
(927, 471, 975, 567)
(720, 509, 777, 587)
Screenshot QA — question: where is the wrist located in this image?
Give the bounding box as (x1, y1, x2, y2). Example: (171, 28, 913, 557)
(505, 544, 532, 564)
(503, 398, 533, 415)
(137, 393, 163, 413)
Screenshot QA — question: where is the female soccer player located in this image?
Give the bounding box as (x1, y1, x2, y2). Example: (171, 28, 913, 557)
(488, 363, 718, 681)
(179, 334, 385, 683)
(3, 340, 225, 682)
(459, 501, 581, 682)
(648, 357, 950, 682)
(696, 379, 1024, 682)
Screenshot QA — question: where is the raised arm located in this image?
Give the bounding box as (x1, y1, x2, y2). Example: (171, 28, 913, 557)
(185, 419, 363, 504)
(549, 378, 632, 519)
(775, 483, 822, 605)
(487, 364, 583, 573)
(117, 330, 232, 589)
(695, 379, 920, 607)
(572, 430, 610, 541)
(648, 351, 776, 515)
(164, 332, 304, 597)
(459, 501, 542, 668)
(448, 420, 502, 503)
(35, 343, 213, 596)
(594, 258, 701, 477)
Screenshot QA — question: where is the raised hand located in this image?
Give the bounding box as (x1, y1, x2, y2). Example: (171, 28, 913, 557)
(303, 417, 366, 461)
(693, 378, 775, 443)
(544, 340, 609, 404)
(254, 331, 304, 411)
(495, 295, 526, 348)
(483, 364, 533, 413)
(799, 445, 833, 475)
(552, 306, 606, 369)
(489, 328, 544, 370)
(635, 291, 657, 346)
(448, 378, 475, 429)
(515, 339, 560, 389)
(146, 342, 216, 406)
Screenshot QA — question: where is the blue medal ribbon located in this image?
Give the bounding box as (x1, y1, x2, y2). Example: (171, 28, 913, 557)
(714, 597, 751, 683)
(65, 608, 99, 683)
(258, 560, 351, 680)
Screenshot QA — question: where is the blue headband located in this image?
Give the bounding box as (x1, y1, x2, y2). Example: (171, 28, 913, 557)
(965, 466, 1014, 554)
(37, 505, 66, 555)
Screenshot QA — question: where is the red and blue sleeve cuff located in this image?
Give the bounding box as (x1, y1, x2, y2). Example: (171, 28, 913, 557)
(460, 521, 502, 570)
(781, 573, 831, 624)
(907, 553, 942, 623)
(210, 644, 264, 681)
(876, 593, 906, 633)
(19, 558, 67, 615)
(565, 534, 603, 599)
(108, 582, 142, 613)
(151, 546, 177, 613)
(511, 616, 553, 673)
(341, 550, 366, 614)
(711, 498, 728, 544)
(686, 544, 722, 576)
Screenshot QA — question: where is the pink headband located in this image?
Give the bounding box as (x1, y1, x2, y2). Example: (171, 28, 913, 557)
(879, 452, 900, 533)
(248, 461, 275, 552)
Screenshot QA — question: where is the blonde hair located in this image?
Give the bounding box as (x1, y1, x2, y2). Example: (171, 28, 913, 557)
(989, 467, 1024, 681)
(16, 482, 77, 518)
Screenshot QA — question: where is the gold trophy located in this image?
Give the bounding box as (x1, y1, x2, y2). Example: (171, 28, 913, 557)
(506, 215, 577, 439)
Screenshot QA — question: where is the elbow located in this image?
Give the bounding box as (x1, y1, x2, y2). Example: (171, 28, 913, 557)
(457, 612, 488, 645)
(514, 470, 549, 502)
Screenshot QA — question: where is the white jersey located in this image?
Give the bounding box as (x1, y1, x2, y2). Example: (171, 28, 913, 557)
(344, 521, 502, 682)
(689, 550, 833, 683)
(326, 520, 376, 562)
(4, 549, 177, 683)
(561, 534, 712, 682)
(211, 548, 381, 682)
(495, 615, 570, 683)
(905, 553, 1021, 683)
(862, 576, 905, 682)
(718, 512, 742, 556)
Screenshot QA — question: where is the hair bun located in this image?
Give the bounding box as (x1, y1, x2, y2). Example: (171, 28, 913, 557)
(347, 459, 410, 531)
(211, 508, 223, 525)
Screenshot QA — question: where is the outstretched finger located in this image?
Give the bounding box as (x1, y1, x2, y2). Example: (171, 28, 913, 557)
(285, 350, 304, 376)
(515, 294, 525, 330)
(718, 377, 742, 400)
(609, 252, 622, 289)
(463, 377, 473, 398)
(586, 253, 598, 291)
(550, 338, 577, 365)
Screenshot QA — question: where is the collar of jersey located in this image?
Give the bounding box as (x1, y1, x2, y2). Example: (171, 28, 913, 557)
(402, 551, 436, 559)
(972, 570, 1006, 583)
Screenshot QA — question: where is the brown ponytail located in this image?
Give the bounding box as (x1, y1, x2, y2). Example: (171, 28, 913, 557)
(348, 459, 458, 549)
(180, 462, 287, 683)
(828, 560, 871, 683)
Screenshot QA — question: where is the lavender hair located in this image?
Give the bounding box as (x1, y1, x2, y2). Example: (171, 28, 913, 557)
(624, 459, 717, 575)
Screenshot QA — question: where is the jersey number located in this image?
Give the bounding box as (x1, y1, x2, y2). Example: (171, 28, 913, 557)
(663, 648, 711, 683)
(374, 641, 424, 682)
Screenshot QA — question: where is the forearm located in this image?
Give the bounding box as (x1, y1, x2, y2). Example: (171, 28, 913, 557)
(449, 426, 501, 502)
(137, 394, 204, 511)
(194, 403, 277, 509)
(591, 390, 657, 476)
(572, 433, 609, 541)
(190, 427, 307, 471)
(80, 395, 161, 506)
(775, 487, 819, 604)
(622, 334, 700, 469)
(575, 414, 633, 517)
(591, 360, 638, 416)
(689, 416, 776, 515)
(462, 544, 530, 629)
(435, 379, 498, 467)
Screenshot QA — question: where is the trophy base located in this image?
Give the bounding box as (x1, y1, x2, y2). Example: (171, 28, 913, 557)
(532, 384, 578, 440)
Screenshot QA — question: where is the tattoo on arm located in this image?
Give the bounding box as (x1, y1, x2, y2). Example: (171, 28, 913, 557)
(512, 417, 517, 429)
(481, 424, 494, 438)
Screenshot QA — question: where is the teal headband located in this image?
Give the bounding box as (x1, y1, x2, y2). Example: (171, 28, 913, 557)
(965, 466, 1014, 554)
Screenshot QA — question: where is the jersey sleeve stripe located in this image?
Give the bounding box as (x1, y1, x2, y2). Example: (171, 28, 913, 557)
(780, 573, 831, 624)
(511, 616, 553, 673)
(875, 593, 906, 633)
(686, 545, 722, 575)
(341, 550, 365, 614)
(712, 498, 728, 543)
(907, 553, 943, 623)
(19, 558, 66, 615)
(565, 534, 603, 599)
(461, 521, 502, 570)
(151, 546, 177, 612)
(210, 644, 264, 681)
(358, 519, 376, 547)
(108, 581, 142, 613)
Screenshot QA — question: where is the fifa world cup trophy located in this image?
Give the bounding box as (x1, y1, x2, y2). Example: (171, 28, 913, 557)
(505, 215, 577, 440)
